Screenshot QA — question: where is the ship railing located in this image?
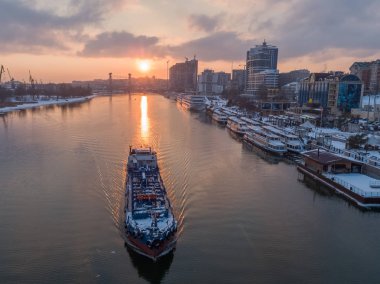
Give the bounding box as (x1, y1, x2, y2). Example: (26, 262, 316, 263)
(324, 173, 380, 197)
(326, 145, 380, 168)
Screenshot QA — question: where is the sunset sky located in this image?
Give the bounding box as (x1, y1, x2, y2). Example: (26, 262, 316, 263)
(1, 0, 379, 83)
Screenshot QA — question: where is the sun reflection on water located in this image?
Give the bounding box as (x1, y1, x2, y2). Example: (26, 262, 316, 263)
(140, 96, 149, 143)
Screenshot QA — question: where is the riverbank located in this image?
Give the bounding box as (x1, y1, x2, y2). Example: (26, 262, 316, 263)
(0, 95, 96, 114)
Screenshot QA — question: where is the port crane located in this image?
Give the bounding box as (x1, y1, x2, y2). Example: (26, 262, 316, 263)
(0, 65, 5, 83)
(7, 68, 15, 88)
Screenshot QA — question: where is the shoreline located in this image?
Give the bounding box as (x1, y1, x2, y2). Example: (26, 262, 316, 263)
(0, 95, 96, 114)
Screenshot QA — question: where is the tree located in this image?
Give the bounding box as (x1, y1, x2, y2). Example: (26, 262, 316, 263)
(347, 134, 368, 149)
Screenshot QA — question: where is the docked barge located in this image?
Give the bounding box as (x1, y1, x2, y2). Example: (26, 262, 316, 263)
(125, 147, 177, 261)
(297, 149, 380, 208)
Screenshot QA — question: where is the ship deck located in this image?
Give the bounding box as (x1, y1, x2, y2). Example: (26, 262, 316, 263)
(129, 168, 168, 213)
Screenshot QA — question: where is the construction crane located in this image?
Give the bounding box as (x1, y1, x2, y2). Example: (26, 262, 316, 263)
(7, 68, 15, 88)
(0, 65, 5, 83)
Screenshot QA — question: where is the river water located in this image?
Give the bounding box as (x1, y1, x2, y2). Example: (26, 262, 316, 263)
(1, 94, 380, 284)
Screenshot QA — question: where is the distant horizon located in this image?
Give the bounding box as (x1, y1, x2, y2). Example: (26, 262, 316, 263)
(1, 0, 379, 83)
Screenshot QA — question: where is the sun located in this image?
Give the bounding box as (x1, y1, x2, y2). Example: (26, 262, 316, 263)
(137, 60, 151, 73)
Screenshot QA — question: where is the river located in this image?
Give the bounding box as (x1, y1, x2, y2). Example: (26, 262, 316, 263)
(1, 94, 380, 284)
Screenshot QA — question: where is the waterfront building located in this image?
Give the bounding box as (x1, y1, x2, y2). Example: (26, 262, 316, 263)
(298, 149, 380, 208)
(246, 41, 278, 95)
(280, 82, 300, 101)
(197, 69, 230, 95)
(169, 58, 198, 92)
(350, 94, 380, 121)
(350, 60, 380, 95)
(328, 74, 362, 114)
(298, 72, 362, 114)
(298, 73, 331, 108)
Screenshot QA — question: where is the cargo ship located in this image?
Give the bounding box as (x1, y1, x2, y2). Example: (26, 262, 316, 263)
(125, 147, 177, 261)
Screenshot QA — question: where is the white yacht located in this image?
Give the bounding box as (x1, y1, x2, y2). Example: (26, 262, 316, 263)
(226, 116, 249, 135)
(244, 126, 287, 155)
(262, 125, 304, 154)
(212, 110, 228, 125)
(181, 95, 206, 111)
(176, 93, 184, 104)
(240, 117, 262, 127)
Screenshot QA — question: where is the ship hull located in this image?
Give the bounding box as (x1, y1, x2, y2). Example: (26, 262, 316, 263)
(125, 147, 178, 262)
(125, 233, 177, 261)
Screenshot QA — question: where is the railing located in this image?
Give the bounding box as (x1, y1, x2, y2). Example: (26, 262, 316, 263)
(369, 180, 380, 188)
(325, 145, 380, 168)
(323, 173, 380, 197)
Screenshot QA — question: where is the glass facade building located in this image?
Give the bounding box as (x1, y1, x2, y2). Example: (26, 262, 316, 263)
(337, 75, 362, 113)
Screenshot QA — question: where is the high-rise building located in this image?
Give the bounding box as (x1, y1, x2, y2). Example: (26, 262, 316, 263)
(197, 69, 230, 95)
(169, 58, 198, 92)
(247, 40, 278, 73)
(247, 69, 279, 94)
(246, 41, 278, 95)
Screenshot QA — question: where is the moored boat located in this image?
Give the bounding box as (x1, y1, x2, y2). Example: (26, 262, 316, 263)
(181, 95, 206, 111)
(226, 116, 249, 135)
(212, 110, 228, 125)
(262, 125, 304, 154)
(125, 147, 177, 261)
(243, 126, 287, 155)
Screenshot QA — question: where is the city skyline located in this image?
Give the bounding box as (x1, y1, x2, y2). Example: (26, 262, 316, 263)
(1, 0, 380, 82)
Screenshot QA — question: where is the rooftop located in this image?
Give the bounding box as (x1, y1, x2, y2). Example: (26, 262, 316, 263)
(323, 173, 380, 197)
(303, 149, 348, 165)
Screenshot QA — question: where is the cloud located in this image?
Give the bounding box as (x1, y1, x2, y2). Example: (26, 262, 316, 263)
(187, 13, 223, 32)
(3, 0, 380, 70)
(78, 30, 252, 61)
(168, 31, 251, 61)
(78, 31, 161, 57)
(0, 0, 126, 54)
(246, 0, 380, 60)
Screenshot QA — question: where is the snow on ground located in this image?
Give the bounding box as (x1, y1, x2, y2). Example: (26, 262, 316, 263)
(330, 140, 346, 150)
(0, 95, 96, 114)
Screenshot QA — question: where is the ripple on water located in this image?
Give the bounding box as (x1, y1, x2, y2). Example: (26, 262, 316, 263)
(2, 95, 380, 284)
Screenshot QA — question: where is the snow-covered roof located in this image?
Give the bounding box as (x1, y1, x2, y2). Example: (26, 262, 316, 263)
(300, 121, 315, 129)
